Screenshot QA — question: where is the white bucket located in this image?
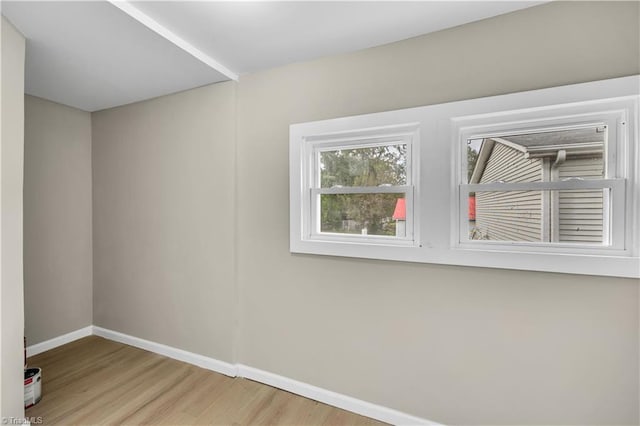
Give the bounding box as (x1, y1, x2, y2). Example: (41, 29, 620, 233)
(24, 368, 42, 408)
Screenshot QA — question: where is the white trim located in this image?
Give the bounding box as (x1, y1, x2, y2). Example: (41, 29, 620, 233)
(106, 0, 239, 81)
(454, 99, 633, 257)
(92, 326, 238, 377)
(26, 325, 93, 357)
(236, 364, 441, 426)
(26, 326, 441, 425)
(291, 75, 639, 277)
(292, 121, 421, 255)
(314, 185, 409, 195)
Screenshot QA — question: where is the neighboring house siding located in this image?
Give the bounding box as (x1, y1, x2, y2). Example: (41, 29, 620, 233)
(475, 142, 542, 241)
(556, 157, 604, 243)
(479, 142, 542, 184)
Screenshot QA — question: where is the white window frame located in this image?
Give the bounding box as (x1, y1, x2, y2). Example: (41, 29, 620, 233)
(291, 122, 421, 260)
(290, 75, 639, 278)
(454, 105, 631, 255)
(309, 135, 415, 245)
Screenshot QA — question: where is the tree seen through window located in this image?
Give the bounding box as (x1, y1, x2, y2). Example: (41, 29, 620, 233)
(319, 144, 406, 235)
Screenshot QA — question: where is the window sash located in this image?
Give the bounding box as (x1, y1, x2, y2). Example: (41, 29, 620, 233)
(309, 186, 415, 243)
(304, 129, 416, 244)
(312, 136, 413, 190)
(313, 185, 410, 195)
(458, 178, 625, 250)
(458, 113, 624, 182)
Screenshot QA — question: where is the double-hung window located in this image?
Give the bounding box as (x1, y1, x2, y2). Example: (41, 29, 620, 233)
(290, 76, 639, 277)
(312, 137, 413, 242)
(291, 122, 420, 259)
(455, 102, 631, 255)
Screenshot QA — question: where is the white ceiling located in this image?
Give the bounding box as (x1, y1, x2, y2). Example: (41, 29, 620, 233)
(1, 1, 545, 112)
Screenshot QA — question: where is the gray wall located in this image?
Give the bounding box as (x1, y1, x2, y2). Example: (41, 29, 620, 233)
(89, 2, 640, 425)
(0, 15, 26, 419)
(235, 2, 639, 425)
(92, 82, 237, 362)
(24, 95, 93, 345)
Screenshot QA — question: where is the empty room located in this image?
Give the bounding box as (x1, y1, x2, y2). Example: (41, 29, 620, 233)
(1, 1, 639, 425)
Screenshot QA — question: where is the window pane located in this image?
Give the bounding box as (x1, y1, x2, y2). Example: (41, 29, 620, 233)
(468, 189, 606, 244)
(469, 190, 543, 242)
(558, 156, 604, 180)
(320, 193, 406, 237)
(558, 189, 605, 243)
(320, 144, 406, 188)
(467, 126, 605, 184)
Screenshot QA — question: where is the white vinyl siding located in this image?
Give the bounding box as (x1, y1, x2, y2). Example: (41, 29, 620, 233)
(475, 191, 542, 241)
(479, 142, 542, 184)
(556, 157, 604, 243)
(475, 143, 543, 241)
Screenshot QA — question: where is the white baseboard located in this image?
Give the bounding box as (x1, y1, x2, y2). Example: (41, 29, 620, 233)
(27, 325, 441, 425)
(92, 326, 237, 377)
(236, 364, 440, 425)
(26, 325, 93, 357)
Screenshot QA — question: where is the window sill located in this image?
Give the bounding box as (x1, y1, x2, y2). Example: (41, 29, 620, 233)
(291, 241, 640, 278)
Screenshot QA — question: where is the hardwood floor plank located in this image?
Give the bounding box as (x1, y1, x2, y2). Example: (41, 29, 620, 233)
(26, 337, 387, 426)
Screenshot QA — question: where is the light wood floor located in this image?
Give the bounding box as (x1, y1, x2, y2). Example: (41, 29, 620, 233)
(26, 336, 386, 425)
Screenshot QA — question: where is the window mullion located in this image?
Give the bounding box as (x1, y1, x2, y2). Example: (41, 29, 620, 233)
(313, 185, 410, 195)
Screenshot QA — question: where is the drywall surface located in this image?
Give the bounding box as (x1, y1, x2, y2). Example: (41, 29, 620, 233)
(235, 2, 640, 425)
(88, 1, 639, 424)
(24, 95, 93, 345)
(92, 82, 237, 362)
(0, 15, 25, 420)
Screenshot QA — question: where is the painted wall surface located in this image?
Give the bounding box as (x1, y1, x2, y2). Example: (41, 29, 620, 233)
(235, 2, 639, 425)
(24, 95, 92, 345)
(0, 15, 26, 420)
(92, 82, 237, 362)
(88, 2, 639, 425)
